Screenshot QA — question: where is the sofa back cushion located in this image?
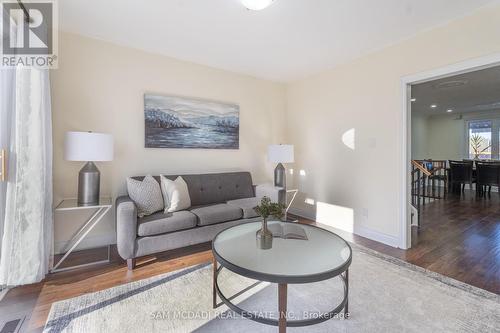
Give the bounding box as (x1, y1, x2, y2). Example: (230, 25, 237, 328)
(132, 172, 254, 207)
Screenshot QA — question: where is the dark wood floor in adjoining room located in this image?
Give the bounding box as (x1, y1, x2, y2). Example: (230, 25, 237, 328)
(302, 190, 500, 295)
(404, 189, 500, 293)
(1, 199, 499, 332)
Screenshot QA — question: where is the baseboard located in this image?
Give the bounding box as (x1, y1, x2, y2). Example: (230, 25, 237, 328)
(54, 233, 116, 255)
(409, 204, 419, 227)
(289, 207, 400, 248)
(0, 287, 10, 302)
(352, 225, 400, 248)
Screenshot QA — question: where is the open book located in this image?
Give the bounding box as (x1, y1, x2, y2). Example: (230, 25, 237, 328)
(268, 223, 308, 240)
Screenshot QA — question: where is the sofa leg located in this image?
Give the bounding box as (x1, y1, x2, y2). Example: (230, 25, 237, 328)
(127, 258, 136, 270)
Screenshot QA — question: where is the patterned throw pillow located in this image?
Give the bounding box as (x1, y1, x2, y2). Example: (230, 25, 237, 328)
(127, 175, 164, 217)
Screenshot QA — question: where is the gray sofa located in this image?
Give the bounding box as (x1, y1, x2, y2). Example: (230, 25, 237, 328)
(115, 172, 282, 269)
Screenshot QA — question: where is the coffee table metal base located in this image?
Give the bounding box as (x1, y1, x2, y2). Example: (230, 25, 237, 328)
(212, 258, 349, 332)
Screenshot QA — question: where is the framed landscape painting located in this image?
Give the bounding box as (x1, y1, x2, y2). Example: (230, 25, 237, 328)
(144, 94, 240, 149)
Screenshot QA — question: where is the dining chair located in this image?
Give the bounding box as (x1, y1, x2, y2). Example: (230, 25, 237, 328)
(476, 162, 500, 197)
(462, 159, 477, 169)
(449, 160, 475, 193)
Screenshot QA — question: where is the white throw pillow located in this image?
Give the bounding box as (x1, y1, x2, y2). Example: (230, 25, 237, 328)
(126, 175, 164, 217)
(160, 175, 191, 213)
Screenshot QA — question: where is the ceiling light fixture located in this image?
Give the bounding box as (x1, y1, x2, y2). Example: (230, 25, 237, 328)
(241, 0, 274, 11)
(410, 98, 416, 102)
(447, 109, 453, 113)
(430, 104, 437, 108)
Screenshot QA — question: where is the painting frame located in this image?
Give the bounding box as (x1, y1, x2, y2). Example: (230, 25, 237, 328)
(144, 93, 240, 149)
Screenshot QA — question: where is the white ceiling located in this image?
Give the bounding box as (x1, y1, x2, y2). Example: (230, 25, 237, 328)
(59, 0, 498, 82)
(411, 65, 500, 116)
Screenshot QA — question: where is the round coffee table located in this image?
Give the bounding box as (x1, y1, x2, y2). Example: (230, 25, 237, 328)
(212, 221, 352, 333)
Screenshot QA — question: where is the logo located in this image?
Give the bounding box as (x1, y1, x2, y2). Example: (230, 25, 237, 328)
(1, 0, 58, 68)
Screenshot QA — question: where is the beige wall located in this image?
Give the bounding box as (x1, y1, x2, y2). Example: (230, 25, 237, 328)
(51, 4, 500, 252)
(411, 113, 465, 161)
(286, 5, 500, 246)
(411, 113, 429, 160)
(426, 114, 466, 161)
(413, 110, 500, 162)
(51, 32, 286, 252)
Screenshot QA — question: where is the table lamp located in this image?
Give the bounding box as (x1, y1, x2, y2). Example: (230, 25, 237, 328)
(64, 131, 114, 205)
(268, 144, 294, 189)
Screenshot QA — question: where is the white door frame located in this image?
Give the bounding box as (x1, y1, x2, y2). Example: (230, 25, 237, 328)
(399, 53, 500, 249)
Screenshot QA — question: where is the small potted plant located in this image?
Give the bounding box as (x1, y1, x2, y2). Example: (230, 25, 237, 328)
(254, 196, 285, 249)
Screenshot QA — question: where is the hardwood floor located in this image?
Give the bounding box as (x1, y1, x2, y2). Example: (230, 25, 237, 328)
(0, 243, 214, 332)
(1, 200, 499, 332)
(405, 189, 500, 293)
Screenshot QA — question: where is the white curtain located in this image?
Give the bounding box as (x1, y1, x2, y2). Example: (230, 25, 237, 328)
(0, 12, 53, 286)
(0, 12, 15, 263)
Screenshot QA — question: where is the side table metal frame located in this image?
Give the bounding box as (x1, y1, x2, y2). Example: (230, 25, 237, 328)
(51, 199, 112, 273)
(284, 189, 299, 222)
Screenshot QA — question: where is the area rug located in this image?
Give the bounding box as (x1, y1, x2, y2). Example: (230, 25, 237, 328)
(44, 245, 500, 333)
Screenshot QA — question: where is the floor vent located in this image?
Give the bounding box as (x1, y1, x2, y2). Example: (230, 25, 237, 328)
(0, 317, 24, 333)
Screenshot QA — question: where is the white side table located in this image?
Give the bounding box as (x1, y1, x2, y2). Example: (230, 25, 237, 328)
(51, 197, 113, 273)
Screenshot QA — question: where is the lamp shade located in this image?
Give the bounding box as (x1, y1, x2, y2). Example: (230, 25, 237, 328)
(64, 131, 114, 162)
(268, 144, 294, 163)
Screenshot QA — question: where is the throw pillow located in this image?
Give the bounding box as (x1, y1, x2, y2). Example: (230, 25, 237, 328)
(127, 175, 164, 217)
(160, 175, 191, 213)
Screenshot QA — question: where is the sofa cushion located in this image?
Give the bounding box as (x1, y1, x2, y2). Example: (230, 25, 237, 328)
(190, 204, 243, 226)
(137, 210, 197, 237)
(132, 172, 255, 207)
(226, 197, 260, 218)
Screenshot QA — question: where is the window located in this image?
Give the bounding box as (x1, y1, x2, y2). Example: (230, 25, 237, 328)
(468, 120, 492, 159)
(467, 118, 500, 160)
